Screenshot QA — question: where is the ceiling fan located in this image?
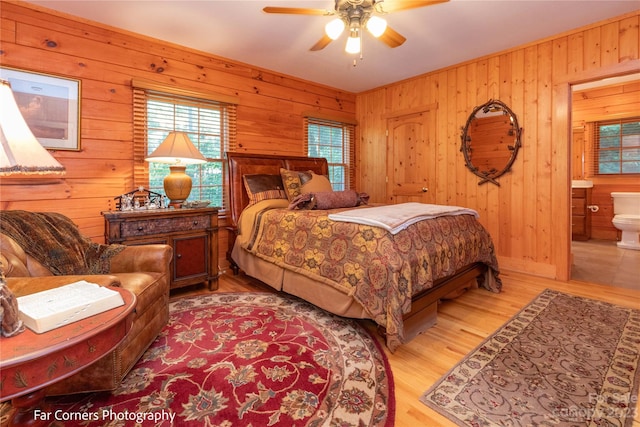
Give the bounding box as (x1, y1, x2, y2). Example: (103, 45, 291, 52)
(263, 0, 449, 55)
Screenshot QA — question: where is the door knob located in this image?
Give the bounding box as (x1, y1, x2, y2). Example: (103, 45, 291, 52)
(421, 187, 428, 193)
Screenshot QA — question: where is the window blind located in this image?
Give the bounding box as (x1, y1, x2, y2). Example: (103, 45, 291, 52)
(304, 116, 356, 190)
(590, 117, 640, 176)
(132, 82, 237, 211)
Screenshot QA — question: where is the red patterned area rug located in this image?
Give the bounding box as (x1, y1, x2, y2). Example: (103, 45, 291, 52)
(421, 289, 640, 427)
(28, 293, 394, 426)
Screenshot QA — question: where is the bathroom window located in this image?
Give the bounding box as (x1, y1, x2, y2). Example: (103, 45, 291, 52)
(304, 116, 356, 191)
(594, 117, 640, 175)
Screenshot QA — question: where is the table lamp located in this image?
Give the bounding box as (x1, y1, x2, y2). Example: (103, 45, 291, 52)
(0, 79, 66, 176)
(145, 131, 207, 207)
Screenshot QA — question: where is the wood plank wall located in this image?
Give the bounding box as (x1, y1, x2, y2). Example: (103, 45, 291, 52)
(1, 2, 638, 281)
(355, 11, 640, 280)
(572, 81, 640, 240)
(0, 1, 356, 271)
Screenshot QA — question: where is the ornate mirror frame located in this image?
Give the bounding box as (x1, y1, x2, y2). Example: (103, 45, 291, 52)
(460, 99, 522, 186)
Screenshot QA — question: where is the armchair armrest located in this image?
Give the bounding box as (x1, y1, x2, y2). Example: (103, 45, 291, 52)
(108, 244, 172, 275)
(6, 275, 121, 298)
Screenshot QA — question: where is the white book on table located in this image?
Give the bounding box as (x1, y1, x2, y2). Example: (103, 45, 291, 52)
(17, 280, 125, 333)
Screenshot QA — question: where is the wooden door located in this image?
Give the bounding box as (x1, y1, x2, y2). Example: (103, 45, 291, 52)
(386, 109, 436, 204)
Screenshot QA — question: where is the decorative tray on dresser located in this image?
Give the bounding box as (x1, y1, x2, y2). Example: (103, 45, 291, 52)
(103, 207, 219, 290)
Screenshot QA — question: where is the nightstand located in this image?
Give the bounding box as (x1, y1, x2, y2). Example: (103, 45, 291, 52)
(103, 208, 218, 290)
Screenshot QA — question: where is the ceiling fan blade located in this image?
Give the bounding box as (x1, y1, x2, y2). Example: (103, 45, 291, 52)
(378, 25, 407, 48)
(310, 35, 333, 51)
(263, 7, 333, 16)
(375, 0, 449, 13)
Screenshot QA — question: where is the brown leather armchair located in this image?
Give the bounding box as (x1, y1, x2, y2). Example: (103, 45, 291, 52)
(0, 210, 172, 396)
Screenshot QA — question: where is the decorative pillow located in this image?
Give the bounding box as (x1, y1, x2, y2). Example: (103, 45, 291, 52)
(280, 169, 331, 200)
(280, 168, 304, 201)
(289, 190, 370, 210)
(301, 172, 333, 193)
(243, 174, 287, 205)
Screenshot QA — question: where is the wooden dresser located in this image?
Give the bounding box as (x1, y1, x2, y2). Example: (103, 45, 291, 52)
(103, 207, 219, 290)
(571, 188, 592, 241)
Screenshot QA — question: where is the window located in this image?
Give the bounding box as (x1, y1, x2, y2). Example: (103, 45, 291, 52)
(133, 81, 237, 210)
(304, 117, 356, 190)
(594, 118, 640, 175)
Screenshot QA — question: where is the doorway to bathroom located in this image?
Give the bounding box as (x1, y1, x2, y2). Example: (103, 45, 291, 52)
(569, 73, 640, 290)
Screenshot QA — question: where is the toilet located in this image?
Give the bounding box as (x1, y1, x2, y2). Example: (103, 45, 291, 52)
(611, 192, 640, 250)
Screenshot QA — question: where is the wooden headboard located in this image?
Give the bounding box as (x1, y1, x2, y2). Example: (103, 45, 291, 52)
(226, 152, 329, 228)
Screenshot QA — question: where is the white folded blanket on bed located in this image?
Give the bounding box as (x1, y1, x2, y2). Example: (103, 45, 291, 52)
(328, 202, 479, 234)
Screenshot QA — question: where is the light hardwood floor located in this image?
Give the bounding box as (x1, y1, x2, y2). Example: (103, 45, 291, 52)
(172, 270, 640, 426)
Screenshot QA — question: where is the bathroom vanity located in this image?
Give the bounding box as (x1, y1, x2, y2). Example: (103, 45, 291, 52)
(572, 181, 593, 241)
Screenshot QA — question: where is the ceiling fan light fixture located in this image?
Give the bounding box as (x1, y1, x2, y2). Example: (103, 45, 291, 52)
(325, 18, 345, 40)
(266, 0, 449, 54)
(345, 34, 361, 54)
(366, 16, 387, 37)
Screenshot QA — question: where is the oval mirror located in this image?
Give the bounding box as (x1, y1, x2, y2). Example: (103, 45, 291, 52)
(460, 99, 522, 186)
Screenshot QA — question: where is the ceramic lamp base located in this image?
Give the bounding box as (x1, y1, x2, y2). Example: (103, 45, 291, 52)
(164, 165, 192, 206)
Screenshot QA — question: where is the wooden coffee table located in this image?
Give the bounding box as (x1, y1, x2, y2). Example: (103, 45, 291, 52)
(0, 287, 136, 426)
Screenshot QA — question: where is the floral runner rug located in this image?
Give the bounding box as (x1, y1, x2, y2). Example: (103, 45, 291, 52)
(8, 292, 394, 426)
(421, 289, 640, 426)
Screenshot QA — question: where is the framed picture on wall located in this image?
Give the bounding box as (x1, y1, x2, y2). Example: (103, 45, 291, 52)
(0, 66, 81, 151)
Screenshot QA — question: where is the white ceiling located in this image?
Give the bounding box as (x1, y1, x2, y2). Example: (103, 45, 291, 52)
(26, 0, 640, 93)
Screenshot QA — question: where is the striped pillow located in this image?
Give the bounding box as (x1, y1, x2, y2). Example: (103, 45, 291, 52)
(243, 174, 287, 205)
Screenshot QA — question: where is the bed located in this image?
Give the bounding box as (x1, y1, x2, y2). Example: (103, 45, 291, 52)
(226, 152, 501, 351)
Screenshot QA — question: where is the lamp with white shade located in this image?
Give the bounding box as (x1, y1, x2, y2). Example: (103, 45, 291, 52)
(0, 79, 65, 339)
(0, 79, 66, 176)
(145, 131, 207, 207)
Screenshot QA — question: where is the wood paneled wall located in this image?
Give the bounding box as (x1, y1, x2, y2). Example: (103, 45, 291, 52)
(355, 11, 640, 280)
(1, 2, 638, 280)
(0, 1, 356, 270)
(572, 81, 640, 240)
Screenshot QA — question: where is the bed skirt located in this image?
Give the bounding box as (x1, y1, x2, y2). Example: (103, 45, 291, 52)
(232, 243, 371, 319)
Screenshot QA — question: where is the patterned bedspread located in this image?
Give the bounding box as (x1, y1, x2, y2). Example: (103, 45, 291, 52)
(242, 207, 501, 350)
